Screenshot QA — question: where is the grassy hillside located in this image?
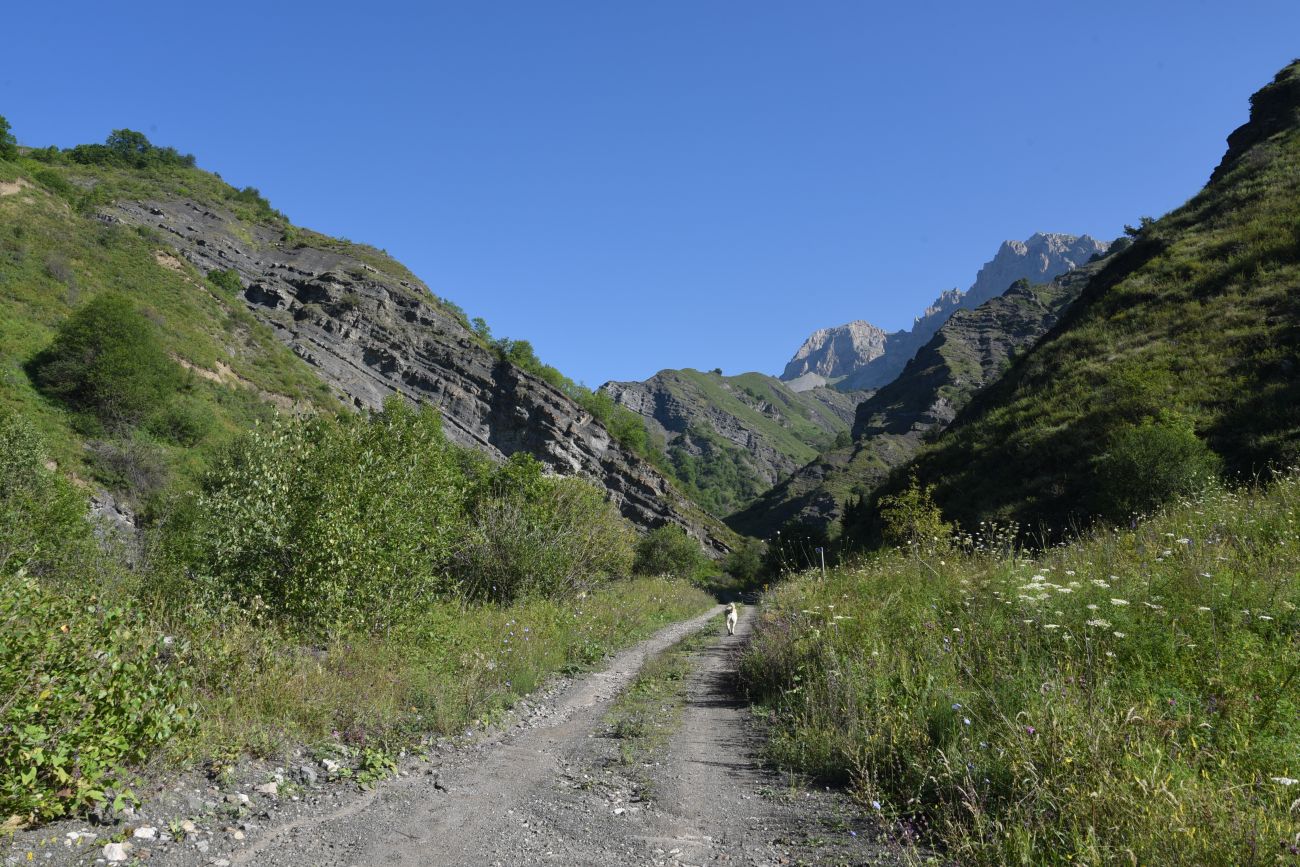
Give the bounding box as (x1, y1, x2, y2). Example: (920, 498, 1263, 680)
(855, 60, 1300, 539)
(742, 472, 1300, 863)
(602, 367, 860, 517)
(0, 128, 723, 827)
(0, 137, 348, 502)
(730, 267, 1103, 539)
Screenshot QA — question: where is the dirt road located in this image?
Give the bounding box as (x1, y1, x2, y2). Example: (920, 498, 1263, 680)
(12, 605, 901, 866)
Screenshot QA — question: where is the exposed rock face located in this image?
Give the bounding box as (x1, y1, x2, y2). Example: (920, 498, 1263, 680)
(779, 234, 1109, 394)
(109, 198, 730, 552)
(728, 260, 1106, 538)
(599, 370, 864, 517)
(780, 320, 889, 383)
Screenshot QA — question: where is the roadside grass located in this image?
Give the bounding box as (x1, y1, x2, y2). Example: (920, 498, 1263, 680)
(741, 472, 1300, 864)
(184, 577, 716, 764)
(605, 615, 722, 782)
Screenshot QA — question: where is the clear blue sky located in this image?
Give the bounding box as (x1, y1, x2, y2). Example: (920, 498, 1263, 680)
(3, 1, 1297, 386)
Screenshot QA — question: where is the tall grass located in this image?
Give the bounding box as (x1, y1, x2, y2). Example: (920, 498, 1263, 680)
(741, 473, 1300, 863)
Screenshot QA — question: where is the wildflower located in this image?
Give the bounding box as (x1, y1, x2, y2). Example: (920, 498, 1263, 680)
(1025, 726, 1036, 735)
(1044, 624, 1061, 630)
(1196, 606, 1212, 612)
(1176, 538, 1190, 545)
(952, 703, 962, 711)
(1086, 619, 1112, 629)
(871, 800, 882, 810)
(1271, 777, 1299, 786)
(1113, 631, 1126, 638)
(1259, 615, 1275, 621)
(1065, 570, 1076, 576)
(1086, 604, 1099, 611)
(1092, 579, 1110, 588)
(1110, 598, 1130, 606)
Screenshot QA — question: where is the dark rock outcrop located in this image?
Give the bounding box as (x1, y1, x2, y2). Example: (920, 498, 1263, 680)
(110, 198, 731, 552)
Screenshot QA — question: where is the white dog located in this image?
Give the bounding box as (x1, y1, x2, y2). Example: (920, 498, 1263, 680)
(725, 602, 738, 636)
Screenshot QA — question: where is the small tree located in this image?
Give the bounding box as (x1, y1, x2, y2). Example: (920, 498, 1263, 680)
(0, 115, 16, 160)
(1093, 418, 1220, 520)
(633, 525, 709, 579)
(27, 293, 183, 432)
(877, 474, 952, 549)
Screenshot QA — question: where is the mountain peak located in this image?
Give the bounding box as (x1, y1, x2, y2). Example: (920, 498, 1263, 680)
(780, 320, 890, 383)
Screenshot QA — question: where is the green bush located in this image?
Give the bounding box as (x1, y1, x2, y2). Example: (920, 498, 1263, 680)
(722, 538, 765, 583)
(1094, 418, 1221, 520)
(0, 573, 194, 822)
(632, 525, 709, 579)
(455, 454, 636, 602)
(878, 474, 953, 549)
(66, 129, 195, 170)
(146, 395, 215, 447)
(0, 412, 93, 580)
(206, 268, 243, 296)
(0, 115, 16, 161)
(27, 293, 183, 432)
(178, 399, 466, 635)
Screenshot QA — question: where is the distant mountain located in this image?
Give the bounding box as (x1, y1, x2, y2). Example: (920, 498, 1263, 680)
(849, 59, 1300, 539)
(778, 233, 1109, 394)
(729, 260, 1109, 538)
(779, 320, 889, 388)
(599, 369, 865, 518)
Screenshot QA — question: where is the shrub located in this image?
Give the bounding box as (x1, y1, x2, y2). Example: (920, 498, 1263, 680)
(1093, 417, 1221, 520)
(0, 573, 193, 823)
(0, 115, 15, 161)
(0, 412, 92, 580)
(66, 129, 195, 170)
(632, 525, 709, 579)
(877, 474, 952, 549)
(722, 538, 765, 583)
(178, 399, 468, 635)
(146, 395, 214, 446)
(206, 268, 243, 296)
(455, 454, 636, 602)
(27, 293, 183, 432)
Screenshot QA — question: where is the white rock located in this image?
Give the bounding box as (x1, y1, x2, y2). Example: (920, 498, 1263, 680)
(321, 758, 341, 774)
(180, 820, 198, 833)
(255, 782, 278, 796)
(133, 826, 158, 840)
(102, 842, 132, 862)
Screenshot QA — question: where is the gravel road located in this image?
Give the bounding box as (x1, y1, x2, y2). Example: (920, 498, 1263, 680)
(7, 604, 905, 867)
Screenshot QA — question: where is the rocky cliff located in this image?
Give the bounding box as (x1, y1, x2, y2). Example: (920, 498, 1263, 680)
(599, 369, 864, 518)
(779, 320, 889, 386)
(729, 259, 1107, 538)
(107, 198, 733, 553)
(777, 234, 1108, 396)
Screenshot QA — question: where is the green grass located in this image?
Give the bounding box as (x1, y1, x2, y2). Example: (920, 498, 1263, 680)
(179, 576, 715, 763)
(741, 471, 1300, 863)
(604, 616, 719, 768)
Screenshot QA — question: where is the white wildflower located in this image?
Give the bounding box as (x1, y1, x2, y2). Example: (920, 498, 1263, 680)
(1110, 598, 1129, 606)
(1086, 619, 1112, 629)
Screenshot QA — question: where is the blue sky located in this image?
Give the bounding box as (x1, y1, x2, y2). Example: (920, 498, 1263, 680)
(3, 1, 1298, 386)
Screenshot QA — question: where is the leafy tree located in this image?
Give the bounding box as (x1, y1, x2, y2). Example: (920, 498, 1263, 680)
(183, 399, 467, 635)
(27, 293, 183, 432)
(1093, 418, 1221, 520)
(0, 115, 16, 160)
(455, 453, 635, 602)
(723, 538, 765, 583)
(633, 525, 709, 579)
(0, 412, 93, 579)
(877, 474, 952, 549)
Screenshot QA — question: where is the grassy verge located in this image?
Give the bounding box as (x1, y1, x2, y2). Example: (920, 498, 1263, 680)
(740, 473, 1300, 864)
(604, 616, 721, 789)
(184, 577, 716, 764)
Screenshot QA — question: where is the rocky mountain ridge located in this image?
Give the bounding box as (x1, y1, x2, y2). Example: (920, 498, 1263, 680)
(106, 198, 733, 552)
(778, 233, 1109, 394)
(729, 258, 1109, 537)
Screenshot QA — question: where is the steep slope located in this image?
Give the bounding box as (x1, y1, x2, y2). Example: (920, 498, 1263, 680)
(729, 262, 1106, 537)
(832, 233, 1109, 392)
(0, 139, 732, 551)
(857, 59, 1300, 536)
(600, 369, 863, 517)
